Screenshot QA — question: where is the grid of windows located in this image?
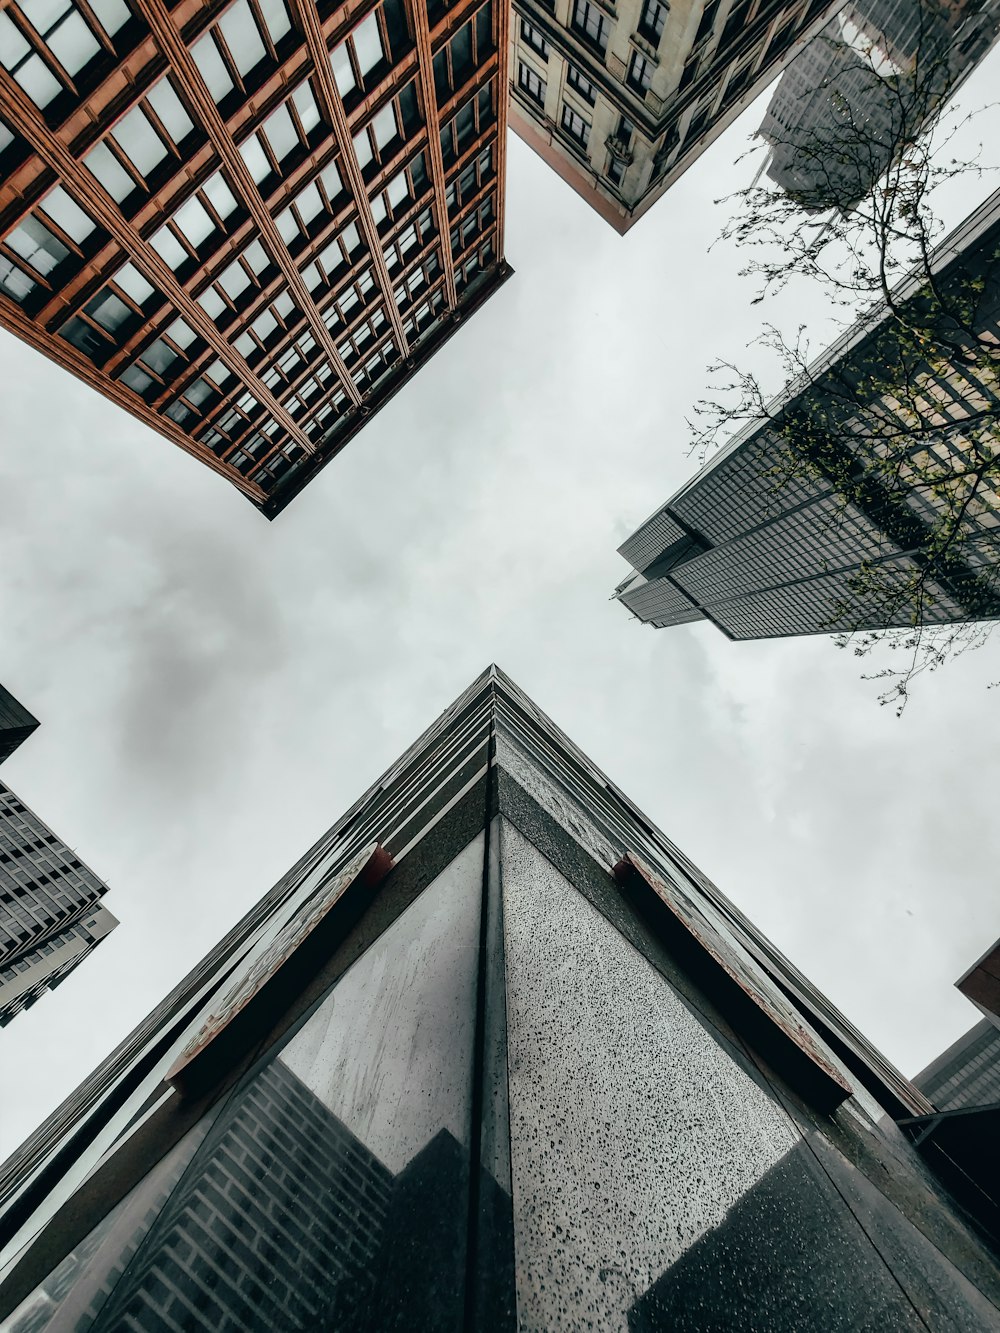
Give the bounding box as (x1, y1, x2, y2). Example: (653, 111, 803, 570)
(0, 0, 509, 514)
(0, 781, 116, 1026)
(916, 1023, 1000, 1111)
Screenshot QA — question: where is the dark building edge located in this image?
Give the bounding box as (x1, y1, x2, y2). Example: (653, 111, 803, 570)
(261, 262, 514, 518)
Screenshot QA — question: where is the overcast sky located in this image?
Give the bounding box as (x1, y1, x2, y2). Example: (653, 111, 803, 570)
(2, 54, 1000, 1162)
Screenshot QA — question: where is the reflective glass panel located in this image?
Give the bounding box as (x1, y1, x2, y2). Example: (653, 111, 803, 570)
(146, 78, 193, 143)
(111, 106, 166, 176)
(353, 12, 383, 76)
(38, 186, 94, 243)
(89, 0, 130, 36)
(4, 836, 484, 1332)
(47, 11, 100, 76)
(83, 142, 134, 202)
(218, 0, 266, 75)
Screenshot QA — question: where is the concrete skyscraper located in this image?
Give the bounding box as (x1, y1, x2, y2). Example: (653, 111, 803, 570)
(1, 666, 998, 1329)
(0, 685, 116, 1027)
(0, 0, 510, 515)
(615, 187, 1000, 640)
(508, 0, 839, 232)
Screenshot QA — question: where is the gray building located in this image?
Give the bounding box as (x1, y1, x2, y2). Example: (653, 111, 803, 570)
(508, 0, 839, 232)
(0, 782, 117, 1028)
(1, 666, 998, 1329)
(758, 0, 1000, 212)
(614, 186, 1000, 640)
(0, 685, 116, 1028)
(914, 1019, 1000, 1110)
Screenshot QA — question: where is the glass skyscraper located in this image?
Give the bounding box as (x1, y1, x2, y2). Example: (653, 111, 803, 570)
(1, 666, 998, 1328)
(615, 187, 1000, 641)
(0, 685, 116, 1028)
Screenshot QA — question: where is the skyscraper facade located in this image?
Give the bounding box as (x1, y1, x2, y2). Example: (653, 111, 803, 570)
(914, 1018, 1000, 1110)
(0, 0, 510, 516)
(1, 666, 998, 1330)
(508, 0, 837, 232)
(614, 186, 1000, 639)
(0, 780, 117, 1028)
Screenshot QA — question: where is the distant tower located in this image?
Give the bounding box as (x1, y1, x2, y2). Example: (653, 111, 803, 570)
(0, 685, 116, 1026)
(1, 666, 998, 1328)
(758, 0, 1000, 213)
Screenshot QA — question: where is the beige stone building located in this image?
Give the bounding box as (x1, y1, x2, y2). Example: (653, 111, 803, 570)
(509, 0, 838, 231)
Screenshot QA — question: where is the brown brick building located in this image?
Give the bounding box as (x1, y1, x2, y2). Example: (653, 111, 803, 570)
(0, 0, 510, 515)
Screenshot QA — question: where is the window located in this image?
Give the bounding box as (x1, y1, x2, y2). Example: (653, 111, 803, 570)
(446, 146, 493, 215)
(240, 83, 322, 185)
(607, 155, 626, 186)
(637, 0, 668, 44)
(369, 153, 429, 232)
(693, 0, 720, 44)
(520, 18, 549, 58)
(439, 87, 492, 168)
(566, 64, 597, 105)
(570, 0, 610, 55)
(616, 114, 635, 145)
(150, 172, 238, 272)
(561, 104, 590, 148)
(517, 62, 546, 105)
(626, 50, 653, 94)
(191, 0, 290, 101)
(0, 1, 128, 111)
(330, 9, 386, 99)
(4, 217, 70, 277)
(434, 2, 493, 101)
(352, 82, 419, 175)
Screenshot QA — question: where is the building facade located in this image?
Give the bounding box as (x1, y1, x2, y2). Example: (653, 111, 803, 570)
(1, 665, 999, 1330)
(0, 0, 510, 516)
(914, 1018, 1000, 1111)
(758, 0, 1000, 212)
(0, 685, 117, 1027)
(614, 187, 1000, 640)
(0, 780, 117, 1028)
(508, 0, 838, 232)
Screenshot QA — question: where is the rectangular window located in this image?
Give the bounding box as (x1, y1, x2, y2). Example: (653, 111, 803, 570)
(626, 50, 653, 93)
(330, 9, 386, 99)
(571, 0, 610, 55)
(566, 64, 597, 105)
(607, 155, 625, 186)
(520, 18, 550, 58)
(637, 0, 668, 44)
(517, 62, 546, 105)
(433, 2, 494, 101)
(560, 104, 590, 148)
